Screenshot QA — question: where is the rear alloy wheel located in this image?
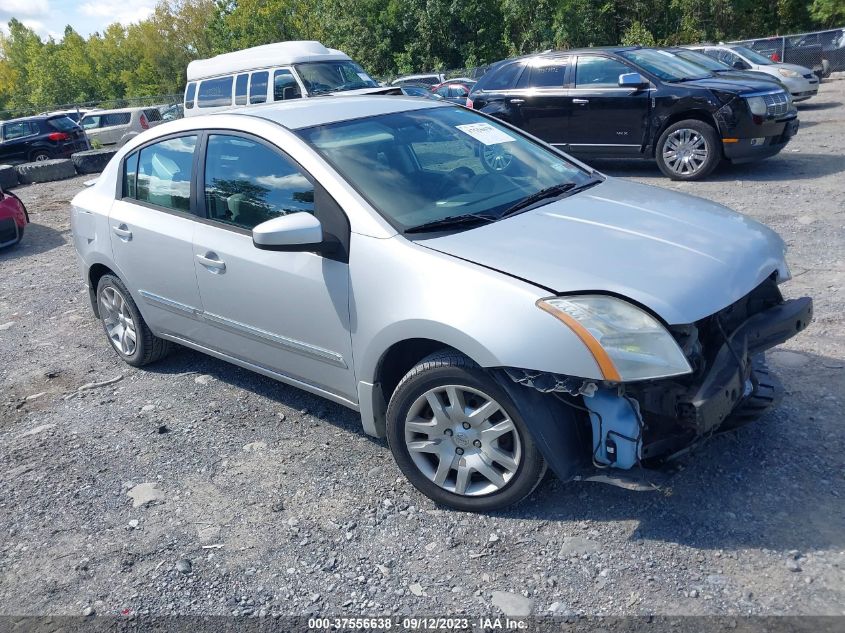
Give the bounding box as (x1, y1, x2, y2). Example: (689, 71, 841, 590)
(31, 151, 51, 162)
(386, 351, 546, 511)
(96, 274, 172, 367)
(656, 120, 720, 181)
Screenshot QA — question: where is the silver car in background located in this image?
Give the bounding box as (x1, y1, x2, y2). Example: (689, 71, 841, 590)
(70, 97, 812, 511)
(690, 44, 819, 101)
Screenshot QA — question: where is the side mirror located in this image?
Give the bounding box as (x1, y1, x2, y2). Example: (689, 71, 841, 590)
(253, 212, 324, 252)
(618, 72, 648, 89)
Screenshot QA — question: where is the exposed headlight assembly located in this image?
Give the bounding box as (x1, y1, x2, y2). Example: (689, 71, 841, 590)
(537, 295, 693, 382)
(746, 95, 768, 116)
(778, 68, 801, 78)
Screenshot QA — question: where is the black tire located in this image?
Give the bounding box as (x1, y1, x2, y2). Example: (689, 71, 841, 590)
(655, 119, 721, 181)
(96, 274, 172, 367)
(718, 357, 782, 432)
(72, 148, 118, 175)
(0, 164, 18, 190)
(15, 159, 77, 185)
(29, 149, 52, 163)
(386, 351, 546, 512)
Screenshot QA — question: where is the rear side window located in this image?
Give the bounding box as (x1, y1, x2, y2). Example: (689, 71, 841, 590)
(575, 56, 630, 87)
(235, 73, 249, 105)
(203, 134, 314, 230)
(123, 151, 139, 198)
(135, 136, 197, 212)
(529, 60, 568, 88)
(273, 69, 302, 100)
(184, 82, 197, 109)
(250, 71, 269, 104)
(102, 112, 131, 127)
(144, 108, 162, 122)
(47, 116, 78, 132)
(198, 76, 233, 108)
(481, 62, 525, 91)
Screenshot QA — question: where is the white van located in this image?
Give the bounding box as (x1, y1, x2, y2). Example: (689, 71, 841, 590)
(184, 41, 392, 116)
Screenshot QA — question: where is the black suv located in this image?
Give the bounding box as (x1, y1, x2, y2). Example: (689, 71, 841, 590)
(0, 115, 89, 165)
(469, 47, 799, 180)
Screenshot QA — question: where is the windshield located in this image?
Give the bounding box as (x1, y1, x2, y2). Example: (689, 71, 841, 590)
(293, 61, 378, 94)
(672, 49, 730, 72)
(296, 106, 595, 232)
(619, 49, 712, 81)
(731, 46, 774, 65)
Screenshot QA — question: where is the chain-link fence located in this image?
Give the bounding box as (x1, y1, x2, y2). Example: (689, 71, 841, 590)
(730, 27, 845, 76)
(0, 93, 183, 122)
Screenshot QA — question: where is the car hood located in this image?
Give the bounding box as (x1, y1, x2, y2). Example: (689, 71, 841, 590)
(716, 70, 783, 85)
(683, 75, 787, 93)
(420, 178, 787, 324)
(777, 62, 814, 75)
(327, 86, 402, 97)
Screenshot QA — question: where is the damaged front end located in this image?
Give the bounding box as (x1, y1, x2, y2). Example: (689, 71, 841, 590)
(507, 275, 813, 484)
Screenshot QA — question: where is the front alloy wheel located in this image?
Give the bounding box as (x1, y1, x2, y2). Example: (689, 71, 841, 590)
(655, 119, 720, 181)
(404, 385, 521, 496)
(386, 351, 546, 511)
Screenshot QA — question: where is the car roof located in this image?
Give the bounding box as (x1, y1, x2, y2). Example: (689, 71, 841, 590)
(2, 114, 57, 124)
(231, 95, 446, 130)
(82, 107, 151, 117)
(187, 41, 350, 81)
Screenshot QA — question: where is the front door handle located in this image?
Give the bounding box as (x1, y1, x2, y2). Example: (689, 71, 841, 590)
(112, 224, 132, 240)
(572, 98, 589, 105)
(509, 98, 525, 104)
(196, 252, 226, 273)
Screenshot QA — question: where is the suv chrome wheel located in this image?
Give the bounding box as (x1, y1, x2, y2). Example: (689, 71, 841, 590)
(403, 384, 521, 496)
(662, 128, 709, 176)
(99, 286, 137, 356)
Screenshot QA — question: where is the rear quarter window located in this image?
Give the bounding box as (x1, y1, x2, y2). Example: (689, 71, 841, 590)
(478, 62, 525, 91)
(102, 113, 132, 127)
(144, 109, 162, 122)
(198, 76, 234, 108)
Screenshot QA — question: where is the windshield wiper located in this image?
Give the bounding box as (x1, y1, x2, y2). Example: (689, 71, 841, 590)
(404, 212, 497, 234)
(498, 178, 601, 220)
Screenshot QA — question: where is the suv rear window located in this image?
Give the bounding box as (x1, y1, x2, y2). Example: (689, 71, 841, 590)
(47, 116, 78, 132)
(143, 108, 162, 122)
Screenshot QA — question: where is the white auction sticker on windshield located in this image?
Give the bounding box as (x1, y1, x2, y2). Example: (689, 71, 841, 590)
(456, 123, 516, 145)
(357, 73, 371, 82)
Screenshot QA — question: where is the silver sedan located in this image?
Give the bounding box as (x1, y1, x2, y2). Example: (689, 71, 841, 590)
(70, 96, 812, 511)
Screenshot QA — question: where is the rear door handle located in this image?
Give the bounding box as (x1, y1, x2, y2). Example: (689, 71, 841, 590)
(509, 98, 525, 104)
(196, 252, 226, 273)
(112, 224, 132, 240)
(572, 98, 589, 105)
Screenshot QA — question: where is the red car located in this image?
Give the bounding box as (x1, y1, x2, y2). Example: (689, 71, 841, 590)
(0, 187, 28, 249)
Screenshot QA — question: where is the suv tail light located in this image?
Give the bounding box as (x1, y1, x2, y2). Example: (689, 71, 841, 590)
(139, 113, 149, 130)
(47, 132, 71, 141)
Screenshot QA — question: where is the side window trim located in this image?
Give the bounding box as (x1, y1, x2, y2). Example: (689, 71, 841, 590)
(116, 132, 200, 218)
(195, 128, 350, 262)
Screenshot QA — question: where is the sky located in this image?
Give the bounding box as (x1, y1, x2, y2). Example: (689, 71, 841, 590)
(0, 0, 158, 41)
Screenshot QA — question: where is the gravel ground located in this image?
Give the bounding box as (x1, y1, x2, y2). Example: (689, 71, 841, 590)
(1, 77, 843, 620)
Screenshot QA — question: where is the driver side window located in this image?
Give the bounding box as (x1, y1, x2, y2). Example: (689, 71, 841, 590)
(273, 69, 302, 101)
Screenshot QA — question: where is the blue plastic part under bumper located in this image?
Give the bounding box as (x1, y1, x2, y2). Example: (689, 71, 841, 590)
(584, 389, 643, 470)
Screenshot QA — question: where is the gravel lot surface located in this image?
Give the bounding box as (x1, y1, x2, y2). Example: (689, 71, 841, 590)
(1, 77, 843, 620)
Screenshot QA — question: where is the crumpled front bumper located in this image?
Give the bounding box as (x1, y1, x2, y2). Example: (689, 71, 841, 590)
(677, 297, 812, 434)
(637, 296, 813, 462)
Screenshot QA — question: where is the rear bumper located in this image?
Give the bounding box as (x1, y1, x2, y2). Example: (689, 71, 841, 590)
(724, 117, 799, 163)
